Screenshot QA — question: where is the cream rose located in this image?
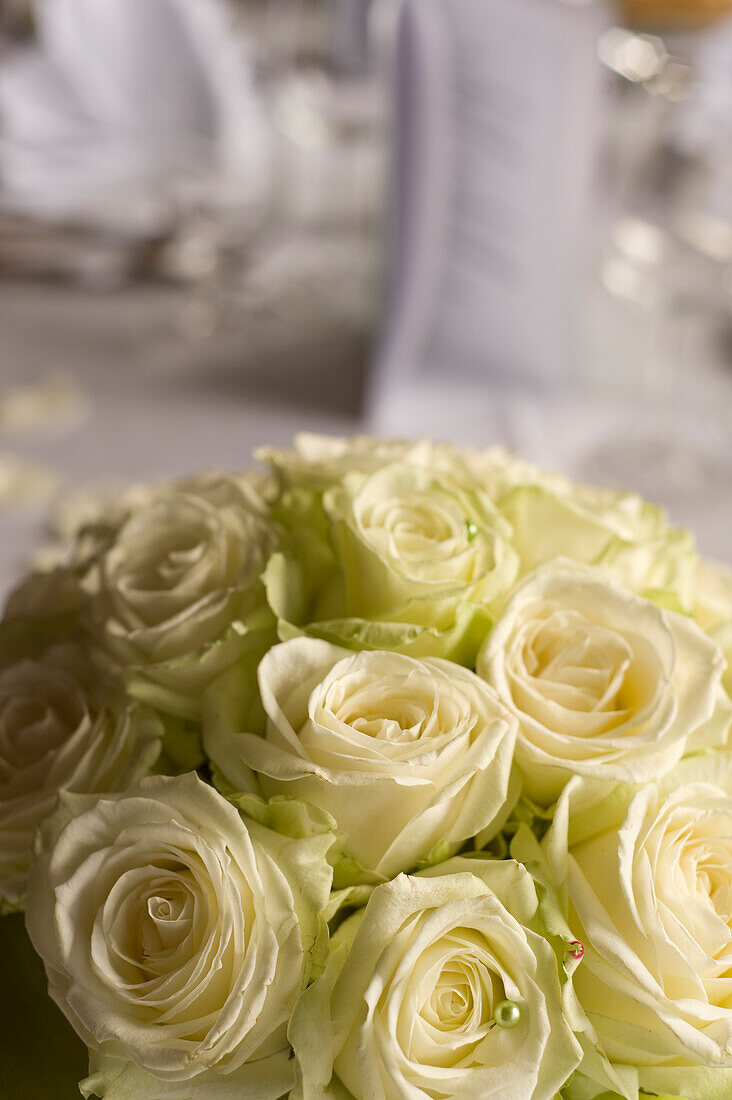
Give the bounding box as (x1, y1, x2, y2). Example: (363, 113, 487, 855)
(477, 563, 731, 805)
(0, 645, 161, 910)
(496, 472, 695, 601)
(265, 461, 519, 664)
(290, 857, 582, 1099)
(25, 772, 333, 1100)
(83, 474, 277, 718)
(328, 463, 517, 610)
(546, 757, 732, 1100)
(204, 638, 518, 884)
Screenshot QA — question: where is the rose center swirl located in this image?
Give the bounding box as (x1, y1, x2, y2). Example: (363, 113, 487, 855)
(319, 668, 472, 746)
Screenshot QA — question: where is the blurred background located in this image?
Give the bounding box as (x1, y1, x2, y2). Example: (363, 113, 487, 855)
(1, 3, 732, 1093)
(0, 0, 731, 590)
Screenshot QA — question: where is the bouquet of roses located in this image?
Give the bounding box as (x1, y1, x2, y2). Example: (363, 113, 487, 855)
(2, 433, 731, 1100)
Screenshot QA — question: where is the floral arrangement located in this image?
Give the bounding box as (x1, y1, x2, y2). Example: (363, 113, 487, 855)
(2, 433, 732, 1100)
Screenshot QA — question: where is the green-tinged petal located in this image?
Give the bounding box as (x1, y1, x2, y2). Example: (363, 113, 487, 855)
(202, 656, 266, 791)
(324, 885, 375, 925)
(639, 1067, 732, 1100)
(415, 855, 540, 928)
(299, 600, 495, 665)
(289, 942, 352, 1100)
(80, 1050, 295, 1099)
(126, 611, 276, 722)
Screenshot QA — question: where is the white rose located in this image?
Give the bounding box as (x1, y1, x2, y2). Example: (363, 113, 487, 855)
(83, 474, 277, 718)
(546, 757, 732, 1100)
(25, 772, 333, 1100)
(477, 563, 731, 804)
(496, 472, 696, 601)
(204, 637, 517, 884)
(0, 645, 161, 910)
(264, 461, 519, 665)
(290, 857, 582, 1099)
(329, 463, 518, 609)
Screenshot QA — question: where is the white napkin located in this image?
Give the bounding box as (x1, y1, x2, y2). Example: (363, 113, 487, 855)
(0, 0, 270, 234)
(374, 0, 611, 399)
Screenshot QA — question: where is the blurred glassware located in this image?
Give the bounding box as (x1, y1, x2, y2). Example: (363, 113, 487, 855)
(0, 0, 389, 377)
(175, 0, 389, 373)
(586, 9, 732, 411)
(0, 0, 271, 285)
(578, 4, 732, 526)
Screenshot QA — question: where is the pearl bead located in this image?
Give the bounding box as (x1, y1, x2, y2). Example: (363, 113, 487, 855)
(465, 520, 479, 541)
(494, 999, 522, 1029)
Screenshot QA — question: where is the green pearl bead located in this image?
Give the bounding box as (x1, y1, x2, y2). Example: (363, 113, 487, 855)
(494, 999, 522, 1029)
